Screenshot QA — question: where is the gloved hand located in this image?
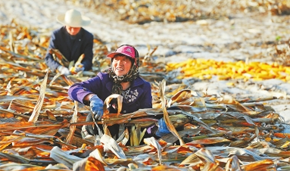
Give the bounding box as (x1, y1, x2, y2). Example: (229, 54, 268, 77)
(155, 118, 171, 137)
(90, 95, 104, 120)
(57, 66, 70, 75)
(70, 63, 84, 74)
(74, 66, 84, 73)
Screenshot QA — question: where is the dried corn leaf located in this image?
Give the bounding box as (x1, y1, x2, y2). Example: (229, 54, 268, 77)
(144, 137, 163, 165)
(100, 134, 126, 159)
(50, 146, 82, 169)
(65, 101, 79, 144)
(28, 70, 49, 123)
(159, 79, 184, 145)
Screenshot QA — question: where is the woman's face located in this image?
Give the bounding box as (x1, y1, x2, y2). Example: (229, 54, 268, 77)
(66, 26, 81, 36)
(112, 55, 132, 76)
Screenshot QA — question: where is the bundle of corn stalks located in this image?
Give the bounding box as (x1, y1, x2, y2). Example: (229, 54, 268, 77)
(2, 20, 290, 170)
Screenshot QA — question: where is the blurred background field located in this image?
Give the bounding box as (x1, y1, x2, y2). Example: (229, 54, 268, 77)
(65, 0, 290, 23)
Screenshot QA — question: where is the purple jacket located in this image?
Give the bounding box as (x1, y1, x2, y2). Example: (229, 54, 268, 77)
(45, 26, 94, 71)
(68, 72, 152, 113)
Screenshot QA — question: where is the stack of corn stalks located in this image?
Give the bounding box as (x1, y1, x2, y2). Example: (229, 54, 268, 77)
(1, 20, 290, 170)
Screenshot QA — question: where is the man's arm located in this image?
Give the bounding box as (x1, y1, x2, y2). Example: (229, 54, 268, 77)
(45, 33, 62, 71)
(81, 32, 94, 71)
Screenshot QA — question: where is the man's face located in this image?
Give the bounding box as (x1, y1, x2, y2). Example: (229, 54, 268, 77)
(66, 26, 81, 36)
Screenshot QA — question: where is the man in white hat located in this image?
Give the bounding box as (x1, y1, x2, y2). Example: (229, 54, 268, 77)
(45, 9, 94, 75)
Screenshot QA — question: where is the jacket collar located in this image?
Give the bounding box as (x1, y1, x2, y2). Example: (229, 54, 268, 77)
(105, 75, 146, 92)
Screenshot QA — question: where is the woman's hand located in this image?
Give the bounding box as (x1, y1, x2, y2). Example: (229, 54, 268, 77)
(89, 95, 104, 120)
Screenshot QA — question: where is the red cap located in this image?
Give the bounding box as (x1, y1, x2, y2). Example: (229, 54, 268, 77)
(107, 45, 136, 59)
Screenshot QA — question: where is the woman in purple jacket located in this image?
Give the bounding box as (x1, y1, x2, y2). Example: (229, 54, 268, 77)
(68, 44, 152, 139)
(45, 9, 94, 75)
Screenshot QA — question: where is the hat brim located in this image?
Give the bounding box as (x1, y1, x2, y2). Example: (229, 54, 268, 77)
(57, 14, 91, 27)
(107, 52, 134, 58)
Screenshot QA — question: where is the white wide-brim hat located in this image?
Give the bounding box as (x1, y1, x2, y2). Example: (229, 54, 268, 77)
(57, 9, 91, 27)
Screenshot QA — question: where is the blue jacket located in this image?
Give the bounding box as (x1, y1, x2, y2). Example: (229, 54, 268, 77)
(68, 72, 152, 113)
(45, 26, 94, 71)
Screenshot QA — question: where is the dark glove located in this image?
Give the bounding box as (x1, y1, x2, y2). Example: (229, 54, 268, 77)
(90, 95, 104, 120)
(155, 118, 171, 137)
